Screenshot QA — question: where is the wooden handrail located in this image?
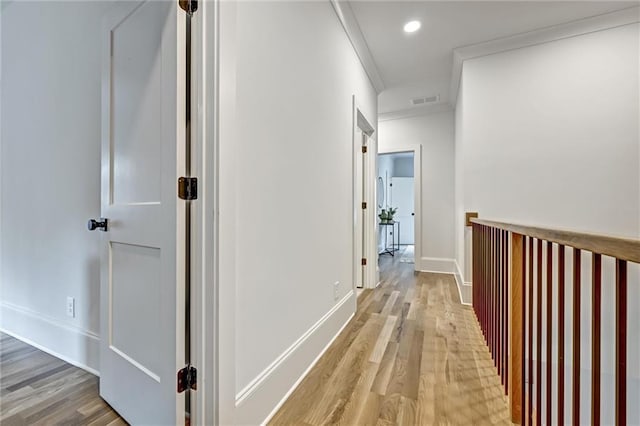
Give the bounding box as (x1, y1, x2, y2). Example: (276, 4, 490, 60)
(470, 218, 640, 263)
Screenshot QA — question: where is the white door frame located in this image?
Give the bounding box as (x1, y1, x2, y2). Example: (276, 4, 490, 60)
(378, 145, 422, 272)
(352, 97, 377, 291)
(196, 0, 243, 423)
(191, 0, 219, 424)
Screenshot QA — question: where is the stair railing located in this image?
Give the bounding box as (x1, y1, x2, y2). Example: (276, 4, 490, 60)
(470, 217, 639, 425)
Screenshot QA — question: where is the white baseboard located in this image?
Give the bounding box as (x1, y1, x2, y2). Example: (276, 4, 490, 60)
(235, 290, 356, 426)
(452, 260, 465, 306)
(418, 257, 457, 274)
(0, 301, 100, 375)
(459, 288, 473, 306)
(453, 260, 464, 293)
(454, 260, 472, 306)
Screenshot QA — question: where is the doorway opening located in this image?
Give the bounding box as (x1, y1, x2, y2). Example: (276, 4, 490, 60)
(377, 151, 415, 264)
(376, 146, 421, 274)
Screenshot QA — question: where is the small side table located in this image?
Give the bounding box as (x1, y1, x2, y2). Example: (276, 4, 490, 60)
(379, 221, 400, 256)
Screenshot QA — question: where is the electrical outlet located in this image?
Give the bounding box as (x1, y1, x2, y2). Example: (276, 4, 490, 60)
(66, 297, 75, 318)
(333, 281, 340, 301)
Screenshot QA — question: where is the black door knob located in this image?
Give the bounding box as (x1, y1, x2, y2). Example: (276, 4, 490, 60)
(88, 218, 108, 232)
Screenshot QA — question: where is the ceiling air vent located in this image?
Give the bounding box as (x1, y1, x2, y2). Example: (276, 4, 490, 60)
(410, 95, 440, 106)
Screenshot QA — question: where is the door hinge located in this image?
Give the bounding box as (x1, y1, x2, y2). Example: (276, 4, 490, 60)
(361, 258, 367, 266)
(179, 0, 198, 15)
(177, 365, 197, 393)
(362, 146, 368, 154)
(178, 177, 198, 200)
(362, 202, 367, 209)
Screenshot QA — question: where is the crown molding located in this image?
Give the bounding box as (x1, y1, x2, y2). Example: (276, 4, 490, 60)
(330, 0, 385, 94)
(449, 6, 640, 105)
(378, 102, 453, 122)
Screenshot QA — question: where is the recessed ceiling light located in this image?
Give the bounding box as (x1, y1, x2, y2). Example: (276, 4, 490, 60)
(403, 20, 421, 33)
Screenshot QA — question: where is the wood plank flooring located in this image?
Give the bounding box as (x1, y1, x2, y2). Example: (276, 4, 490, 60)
(0, 333, 125, 425)
(1, 249, 509, 426)
(270, 249, 511, 425)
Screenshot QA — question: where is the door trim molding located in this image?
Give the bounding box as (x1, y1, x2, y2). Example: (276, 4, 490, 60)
(193, 0, 220, 424)
(378, 144, 422, 272)
(352, 96, 378, 291)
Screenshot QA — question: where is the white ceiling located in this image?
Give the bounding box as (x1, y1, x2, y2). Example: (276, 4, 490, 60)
(349, 1, 638, 115)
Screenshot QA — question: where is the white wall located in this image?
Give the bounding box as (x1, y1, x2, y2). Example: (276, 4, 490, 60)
(455, 23, 640, 280)
(217, 2, 377, 423)
(379, 111, 456, 273)
(0, 1, 110, 373)
(392, 156, 413, 177)
(454, 23, 640, 423)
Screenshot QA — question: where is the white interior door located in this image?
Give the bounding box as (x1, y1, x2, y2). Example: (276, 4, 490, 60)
(361, 132, 369, 288)
(98, 2, 185, 424)
(354, 129, 364, 288)
(390, 177, 415, 245)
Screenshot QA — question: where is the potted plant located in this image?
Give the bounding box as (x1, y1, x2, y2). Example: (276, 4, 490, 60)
(378, 207, 398, 223)
(379, 209, 389, 223)
(387, 206, 397, 222)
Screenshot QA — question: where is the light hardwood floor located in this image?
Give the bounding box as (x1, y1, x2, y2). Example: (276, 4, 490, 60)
(269, 249, 511, 425)
(0, 333, 125, 425)
(1, 250, 509, 426)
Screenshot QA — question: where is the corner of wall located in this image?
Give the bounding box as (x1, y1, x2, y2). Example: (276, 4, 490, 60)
(454, 259, 472, 306)
(416, 257, 471, 306)
(234, 290, 356, 425)
(0, 301, 100, 374)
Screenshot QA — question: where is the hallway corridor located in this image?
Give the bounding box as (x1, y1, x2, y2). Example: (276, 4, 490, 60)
(270, 256, 510, 425)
